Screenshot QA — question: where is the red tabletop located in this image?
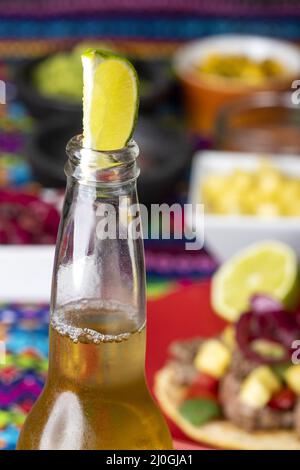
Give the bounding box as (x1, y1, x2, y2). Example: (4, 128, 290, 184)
(146, 280, 227, 447)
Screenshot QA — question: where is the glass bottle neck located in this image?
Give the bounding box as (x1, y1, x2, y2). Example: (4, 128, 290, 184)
(50, 137, 146, 344)
(65, 135, 140, 186)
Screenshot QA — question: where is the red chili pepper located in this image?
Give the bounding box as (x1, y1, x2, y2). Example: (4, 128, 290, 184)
(186, 373, 219, 400)
(269, 388, 296, 411)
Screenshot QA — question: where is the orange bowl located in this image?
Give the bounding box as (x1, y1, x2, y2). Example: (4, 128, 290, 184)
(173, 35, 300, 137)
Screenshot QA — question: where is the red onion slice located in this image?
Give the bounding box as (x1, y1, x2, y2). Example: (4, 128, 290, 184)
(236, 295, 300, 364)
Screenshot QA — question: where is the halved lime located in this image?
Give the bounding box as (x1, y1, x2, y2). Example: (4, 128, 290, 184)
(212, 241, 299, 322)
(82, 49, 139, 151)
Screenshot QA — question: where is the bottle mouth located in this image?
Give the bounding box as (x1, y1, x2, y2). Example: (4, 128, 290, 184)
(67, 135, 139, 165)
(65, 135, 140, 185)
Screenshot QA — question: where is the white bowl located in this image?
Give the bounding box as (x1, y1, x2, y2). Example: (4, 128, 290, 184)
(187, 151, 300, 262)
(173, 35, 300, 136)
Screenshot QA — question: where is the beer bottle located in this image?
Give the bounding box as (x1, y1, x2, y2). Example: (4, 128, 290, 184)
(17, 136, 173, 450)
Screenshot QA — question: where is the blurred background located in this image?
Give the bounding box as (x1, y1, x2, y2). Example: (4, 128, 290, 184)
(1, 0, 300, 450)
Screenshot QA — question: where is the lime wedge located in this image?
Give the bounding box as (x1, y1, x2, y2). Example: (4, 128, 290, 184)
(212, 241, 299, 322)
(82, 49, 139, 151)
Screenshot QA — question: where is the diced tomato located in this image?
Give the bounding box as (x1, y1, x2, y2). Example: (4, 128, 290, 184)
(193, 372, 219, 394)
(186, 373, 219, 400)
(269, 388, 296, 411)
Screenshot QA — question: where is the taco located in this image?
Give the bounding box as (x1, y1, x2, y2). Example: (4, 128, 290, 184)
(154, 296, 300, 450)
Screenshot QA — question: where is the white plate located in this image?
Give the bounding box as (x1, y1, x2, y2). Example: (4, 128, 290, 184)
(0, 245, 55, 303)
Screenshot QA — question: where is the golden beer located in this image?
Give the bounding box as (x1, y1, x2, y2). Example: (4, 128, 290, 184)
(17, 137, 172, 450)
(18, 304, 172, 449)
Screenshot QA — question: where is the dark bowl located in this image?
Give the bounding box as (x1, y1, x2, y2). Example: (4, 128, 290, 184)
(26, 117, 191, 206)
(14, 57, 82, 120)
(26, 118, 81, 187)
(131, 57, 174, 112)
(14, 55, 174, 120)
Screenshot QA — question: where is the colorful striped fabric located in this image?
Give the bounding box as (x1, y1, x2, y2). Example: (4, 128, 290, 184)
(0, 1, 298, 49)
(0, 304, 49, 449)
(0, 1, 298, 59)
(0, 17, 298, 41)
(0, 1, 300, 17)
(0, 276, 216, 449)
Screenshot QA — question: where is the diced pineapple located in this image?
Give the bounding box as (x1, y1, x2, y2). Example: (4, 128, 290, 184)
(284, 365, 300, 394)
(239, 366, 282, 409)
(221, 326, 236, 351)
(194, 339, 231, 379)
(255, 202, 281, 218)
(254, 365, 282, 394)
(283, 202, 300, 217)
(242, 190, 261, 215)
(240, 375, 272, 409)
(258, 165, 282, 196)
(217, 190, 242, 215)
(230, 169, 253, 192)
(201, 160, 300, 217)
(201, 175, 227, 202)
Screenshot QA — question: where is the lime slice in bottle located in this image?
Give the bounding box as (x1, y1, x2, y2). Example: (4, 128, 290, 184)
(212, 241, 299, 322)
(82, 49, 139, 151)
